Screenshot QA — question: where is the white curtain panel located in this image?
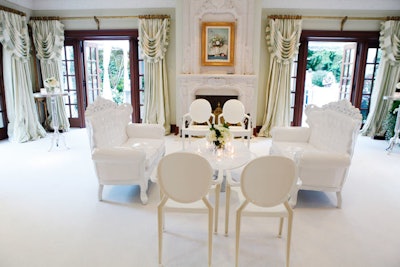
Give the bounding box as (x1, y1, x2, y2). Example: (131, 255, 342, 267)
(0, 10, 46, 142)
(138, 17, 170, 134)
(259, 17, 302, 137)
(361, 20, 400, 137)
(30, 19, 70, 132)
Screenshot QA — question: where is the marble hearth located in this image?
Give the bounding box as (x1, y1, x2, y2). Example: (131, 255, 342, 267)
(177, 74, 257, 128)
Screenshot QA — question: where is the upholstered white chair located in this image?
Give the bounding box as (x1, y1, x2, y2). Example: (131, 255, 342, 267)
(157, 152, 215, 267)
(85, 97, 165, 204)
(218, 99, 252, 147)
(235, 156, 297, 267)
(270, 99, 362, 208)
(181, 99, 215, 149)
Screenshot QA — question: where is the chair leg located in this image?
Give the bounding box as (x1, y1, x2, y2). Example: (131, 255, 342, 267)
(202, 197, 213, 267)
(235, 201, 249, 267)
(284, 202, 293, 267)
(336, 191, 342, 208)
(289, 188, 299, 208)
(278, 217, 284, 237)
(214, 183, 221, 234)
(140, 182, 149, 205)
(225, 183, 231, 236)
(98, 184, 104, 201)
(157, 197, 168, 266)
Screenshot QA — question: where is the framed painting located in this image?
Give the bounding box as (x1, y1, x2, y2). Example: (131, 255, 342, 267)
(201, 22, 235, 66)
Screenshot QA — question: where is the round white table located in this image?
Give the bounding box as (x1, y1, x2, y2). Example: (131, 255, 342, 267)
(186, 139, 253, 174)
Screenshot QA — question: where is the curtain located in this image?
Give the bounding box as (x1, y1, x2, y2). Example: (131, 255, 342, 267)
(0, 10, 46, 142)
(259, 17, 302, 137)
(361, 20, 400, 137)
(29, 19, 70, 132)
(138, 16, 170, 134)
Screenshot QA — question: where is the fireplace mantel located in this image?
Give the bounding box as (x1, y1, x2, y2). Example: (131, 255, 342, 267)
(176, 74, 257, 128)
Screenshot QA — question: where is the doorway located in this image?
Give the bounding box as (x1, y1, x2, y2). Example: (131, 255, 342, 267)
(62, 29, 141, 128)
(292, 30, 380, 126)
(302, 41, 357, 124)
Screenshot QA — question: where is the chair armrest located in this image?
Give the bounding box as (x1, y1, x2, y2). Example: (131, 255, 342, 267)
(92, 147, 146, 163)
(182, 112, 190, 127)
(271, 127, 310, 142)
(299, 151, 351, 168)
(126, 123, 164, 139)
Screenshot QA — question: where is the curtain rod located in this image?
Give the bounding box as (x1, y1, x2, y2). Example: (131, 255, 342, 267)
(31, 14, 170, 21)
(268, 15, 400, 21)
(0, 5, 26, 16)
(29, 14, 170, 30)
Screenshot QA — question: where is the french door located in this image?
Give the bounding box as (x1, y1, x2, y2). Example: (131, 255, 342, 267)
(62, 30, 141, 127)
(292, 31, 380, 126)
(339, 43, 357, 101)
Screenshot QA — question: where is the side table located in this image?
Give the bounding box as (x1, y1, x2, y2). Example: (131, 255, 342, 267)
(33, 92, 69, 151)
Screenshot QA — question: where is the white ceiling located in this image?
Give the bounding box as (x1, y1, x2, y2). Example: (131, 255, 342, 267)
(6, 0, 400, 11)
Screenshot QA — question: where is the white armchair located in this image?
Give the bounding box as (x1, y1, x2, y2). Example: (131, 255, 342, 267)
(270, 100, 362, 208)
(85, 97, 165, 204)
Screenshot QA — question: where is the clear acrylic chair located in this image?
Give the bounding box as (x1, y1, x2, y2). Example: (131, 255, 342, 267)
(157, 152, 215, 267)
(235, 155, 296, 267)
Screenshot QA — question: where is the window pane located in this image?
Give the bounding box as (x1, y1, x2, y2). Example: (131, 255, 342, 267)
(366, 48, 377, 63)
(139, 76, 144, 89)
(364, 64, 375, 79)
(0, 112, 4, 128)
(139, 61, 144, 74)
(363, 80, 372, 94)
(71, 105, 79, 118)
(361, 95, 370, 109)
(69, 61, 75, 75)
(68, 91, 77, 105)
(66, 46, 74, 60)
(68, 76, 76, 90)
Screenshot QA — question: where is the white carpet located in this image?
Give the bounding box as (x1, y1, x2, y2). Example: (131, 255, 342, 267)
(1, 129, 400, 267)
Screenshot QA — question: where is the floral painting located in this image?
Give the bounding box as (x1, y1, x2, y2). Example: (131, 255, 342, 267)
(201, 22, 235, 66)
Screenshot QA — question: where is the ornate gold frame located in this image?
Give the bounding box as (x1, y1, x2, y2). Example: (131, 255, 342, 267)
(201, 22, 235, 66)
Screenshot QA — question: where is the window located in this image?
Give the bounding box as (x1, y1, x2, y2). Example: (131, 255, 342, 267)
(360, 48, 381, 123)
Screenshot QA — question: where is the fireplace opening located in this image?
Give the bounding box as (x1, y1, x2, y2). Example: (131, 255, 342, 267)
(196, 95, 238, 117)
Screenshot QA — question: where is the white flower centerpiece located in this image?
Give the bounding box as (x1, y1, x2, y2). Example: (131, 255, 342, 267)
(207, 123, 232, 150)
(44, 77, 60, 93)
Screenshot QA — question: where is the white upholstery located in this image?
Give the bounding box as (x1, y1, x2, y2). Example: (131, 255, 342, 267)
(85, 97, 165, 204)
(157, 152, 214, 267)
(218, 99, 252, 147)
(270, 99, 362, 208)
(235, 156, 296, 267)
(181, 99, 215, 149)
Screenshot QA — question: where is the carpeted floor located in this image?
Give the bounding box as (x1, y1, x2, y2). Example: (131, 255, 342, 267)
(1, 128, 399, 267)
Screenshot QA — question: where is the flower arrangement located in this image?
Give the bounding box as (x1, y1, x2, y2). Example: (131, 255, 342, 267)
(210, 35, 225, 47)
(44, 77, 59, 92)
(207, 123, 232, 149)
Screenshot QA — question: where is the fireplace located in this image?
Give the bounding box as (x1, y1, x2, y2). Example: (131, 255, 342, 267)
(176, 74, 257, 130)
